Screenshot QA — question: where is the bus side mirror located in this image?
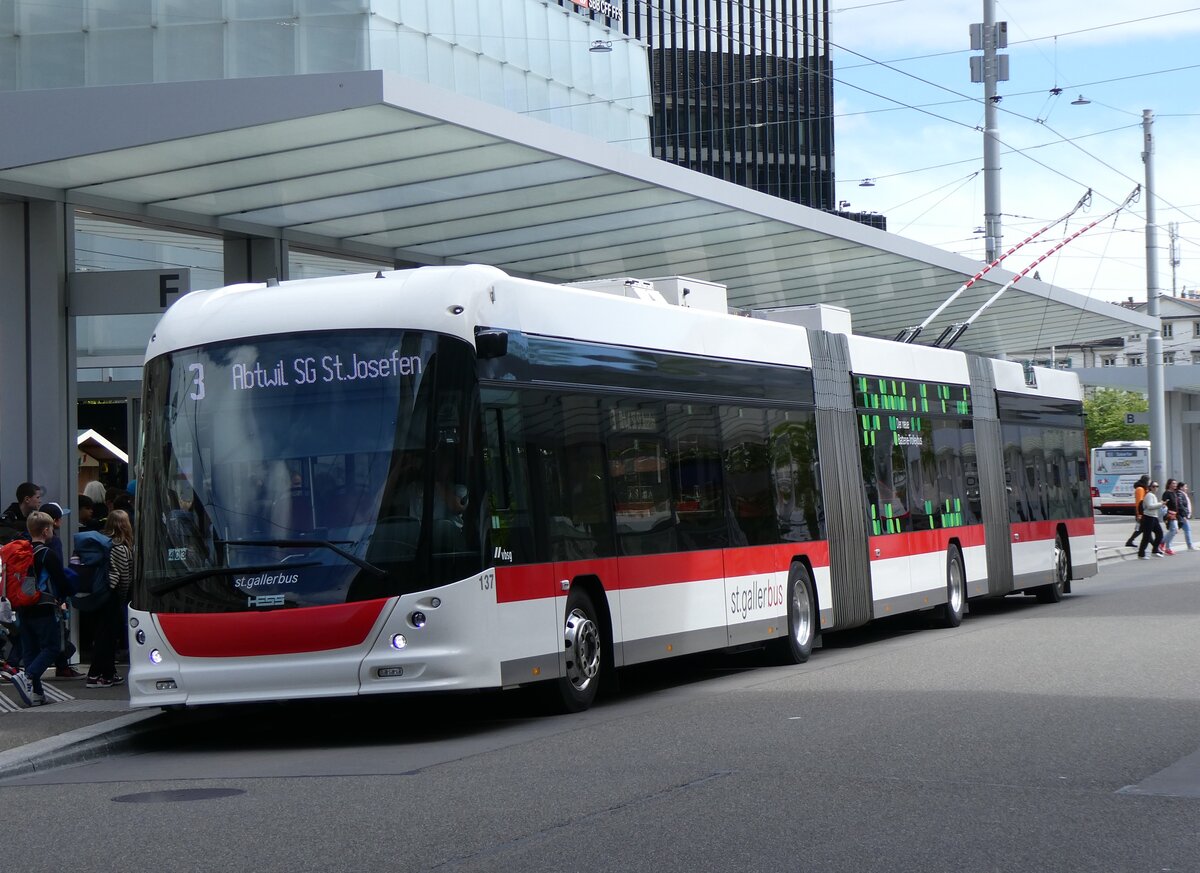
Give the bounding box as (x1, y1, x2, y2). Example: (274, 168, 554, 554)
(475, 328, 508, 359)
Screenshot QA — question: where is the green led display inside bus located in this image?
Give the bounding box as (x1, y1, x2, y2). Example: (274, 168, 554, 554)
(854, 375, 971, 418)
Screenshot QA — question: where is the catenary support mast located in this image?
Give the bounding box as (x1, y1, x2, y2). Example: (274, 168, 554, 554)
(1144, 109, 1167, 483)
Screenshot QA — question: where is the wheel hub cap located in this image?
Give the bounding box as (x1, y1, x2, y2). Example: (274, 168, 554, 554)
(792, 580, 812, 646)
(564, 608, 601, 692)
(949, 560, 964, 612)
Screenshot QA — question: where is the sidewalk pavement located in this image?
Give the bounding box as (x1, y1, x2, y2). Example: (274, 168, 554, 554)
(0, 543, 1151, 778)
(0, 660, 163, 780)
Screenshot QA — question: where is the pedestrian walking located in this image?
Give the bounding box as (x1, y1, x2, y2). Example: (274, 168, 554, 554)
(1176, 482, 1195, 551)
(1162, 479, 1182, 555)
(1125, 475, 1150, 548)
(1137, 481, 1165, 559)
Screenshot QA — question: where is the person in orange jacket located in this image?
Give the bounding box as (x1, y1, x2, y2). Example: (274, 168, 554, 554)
(1125, 475, 1150, 549)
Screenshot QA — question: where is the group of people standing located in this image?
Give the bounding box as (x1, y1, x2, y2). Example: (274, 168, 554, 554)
(1124, 475, 1194, 559)
(0, 481, 135, 707)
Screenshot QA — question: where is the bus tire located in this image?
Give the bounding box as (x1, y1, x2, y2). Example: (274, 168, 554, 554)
(935, 547, 965, 628)
(771, 562, 816, 665)
(1035, 535, 1069, 603)
(550, 587, 604, 713)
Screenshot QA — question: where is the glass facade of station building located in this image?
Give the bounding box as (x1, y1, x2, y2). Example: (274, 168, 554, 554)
(0, 0, 652, 480)
(614, 1, 836, 211)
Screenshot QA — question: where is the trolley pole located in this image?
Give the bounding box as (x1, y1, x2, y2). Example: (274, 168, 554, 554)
(1144, 109, 1168, 483)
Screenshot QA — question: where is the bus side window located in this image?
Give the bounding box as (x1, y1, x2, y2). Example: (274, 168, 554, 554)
(865, 429, 910, 535)
(1021, 425, 1048, 522)
(720, 407, 776, 546)
(960, 421, 981, 524)
(1003, 422, 1027, 523)
(907, 420, 937, 532)
(932, 418, 970, 528)
(667, 403, 730, 551)
(607, 401, 676, 557)
(1043, 427, 1068, 520)
(1064, 428, 1088, 517)
(540, 395, 614, 562)
(766, 410, 821, 542)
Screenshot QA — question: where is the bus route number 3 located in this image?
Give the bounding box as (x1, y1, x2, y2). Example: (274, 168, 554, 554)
(188, 363, 206, 401)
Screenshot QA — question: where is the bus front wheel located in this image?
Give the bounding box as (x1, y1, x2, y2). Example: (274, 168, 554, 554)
(551, 587, 604, 713)
(771, 562, 816, 665)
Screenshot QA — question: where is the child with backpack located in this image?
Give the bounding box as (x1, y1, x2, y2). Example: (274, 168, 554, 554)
(7, 511, 72, 707)
(82, 509, 132, 688)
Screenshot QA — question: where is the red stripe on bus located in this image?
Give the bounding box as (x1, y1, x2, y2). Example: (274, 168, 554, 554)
(616, 550, 726, 589)
(495, 517, 1092, 603)
(495, 563, 563, 603)
(721, 542, 830, 576)
(1010, 518, 1094, 540)
(158, 600, 386, 658)
(868, 525, 987, 559)
(498, 543, 830, 602)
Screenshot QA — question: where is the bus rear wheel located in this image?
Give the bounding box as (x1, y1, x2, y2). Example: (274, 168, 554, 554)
(771, 563, 816, 665)
(934, 547, 965, 628)
(1035, 535, 1069, 603)
(550, 587, 604, 713)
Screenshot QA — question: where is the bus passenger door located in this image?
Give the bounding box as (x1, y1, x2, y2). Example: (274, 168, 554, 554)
(1004, 422, 1052, 585)
(481, 392, 560, 685)
(862, 423, 914, 614)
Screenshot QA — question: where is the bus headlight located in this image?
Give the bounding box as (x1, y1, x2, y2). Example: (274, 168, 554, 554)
(149, 649, 164, 665)
(391, 634, 408, 650)
(410, 611, 427, 628)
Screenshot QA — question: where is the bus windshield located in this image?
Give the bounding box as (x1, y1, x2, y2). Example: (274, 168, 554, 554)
(134, 330, 483, 614)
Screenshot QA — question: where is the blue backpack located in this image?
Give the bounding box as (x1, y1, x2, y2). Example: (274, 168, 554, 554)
(70, 531, 113, 612)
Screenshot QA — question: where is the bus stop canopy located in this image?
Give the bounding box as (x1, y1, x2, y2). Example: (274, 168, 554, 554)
(0, 70, 1155, 356)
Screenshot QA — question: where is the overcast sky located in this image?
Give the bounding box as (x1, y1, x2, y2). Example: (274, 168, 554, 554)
(829, 1, 1200, 310)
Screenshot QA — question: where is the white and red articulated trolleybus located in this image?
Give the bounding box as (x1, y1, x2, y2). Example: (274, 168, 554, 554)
(128, 265, 1096, 710)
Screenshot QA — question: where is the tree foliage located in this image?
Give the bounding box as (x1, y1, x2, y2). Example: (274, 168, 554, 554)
(1084, 388, 1149, 447)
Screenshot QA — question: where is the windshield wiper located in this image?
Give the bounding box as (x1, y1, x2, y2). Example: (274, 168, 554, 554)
(221, 539, 387, 578)
(148, 562, 322, 596)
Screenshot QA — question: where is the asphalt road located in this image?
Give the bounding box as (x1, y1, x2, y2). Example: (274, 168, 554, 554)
(2, 554, 1197, 873)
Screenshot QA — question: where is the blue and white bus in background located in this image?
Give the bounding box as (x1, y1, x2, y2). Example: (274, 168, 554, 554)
(1090, 440, 1151, 514)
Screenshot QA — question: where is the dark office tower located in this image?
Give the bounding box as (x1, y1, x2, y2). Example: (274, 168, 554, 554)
(557, 1, 836, 211)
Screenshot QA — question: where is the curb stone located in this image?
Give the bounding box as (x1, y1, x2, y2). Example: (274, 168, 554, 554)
(0, 710, 161, 782)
